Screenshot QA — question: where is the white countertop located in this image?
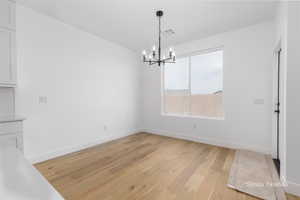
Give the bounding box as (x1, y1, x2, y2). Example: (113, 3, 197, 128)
(0, 139, 64, 200)
(0, 115, 26, 123)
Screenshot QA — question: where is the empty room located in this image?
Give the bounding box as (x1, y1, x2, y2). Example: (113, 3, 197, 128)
(0, 0, 300, 199)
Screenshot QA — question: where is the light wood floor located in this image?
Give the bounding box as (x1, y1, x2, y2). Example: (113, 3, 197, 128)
(35, 133, 300, 200)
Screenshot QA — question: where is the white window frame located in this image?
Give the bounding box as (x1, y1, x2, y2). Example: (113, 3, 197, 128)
(161, 46, 225, 120)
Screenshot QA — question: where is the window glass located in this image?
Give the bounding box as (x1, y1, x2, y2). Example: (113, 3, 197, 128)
(164, 58, 189, 114)
(163, 49, 224, 118)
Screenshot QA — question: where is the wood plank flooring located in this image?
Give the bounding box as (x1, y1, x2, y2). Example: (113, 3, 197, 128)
(35, 133, 299, 200)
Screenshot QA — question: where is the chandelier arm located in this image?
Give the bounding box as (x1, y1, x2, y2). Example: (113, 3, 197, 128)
(144, 61, 153, 64)
(162, 57, 173, 62)
(150, 61, 159, 66)
(144, 60, 160, 64)
(163, 61, 176, 64)
(144, 58, 159, 63)
(144, 58, 173, 64)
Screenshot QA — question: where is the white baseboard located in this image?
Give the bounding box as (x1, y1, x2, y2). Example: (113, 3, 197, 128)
(141, 129, 271, 155)
(28, 128, 271, 165)
(285, 179, 300, 197)
(27, 130, 140, 164)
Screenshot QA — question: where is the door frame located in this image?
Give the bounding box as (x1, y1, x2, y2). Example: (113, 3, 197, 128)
(272, 41, 283, 160)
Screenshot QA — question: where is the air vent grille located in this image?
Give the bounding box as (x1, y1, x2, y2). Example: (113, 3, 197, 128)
(162, 29, 175, 37)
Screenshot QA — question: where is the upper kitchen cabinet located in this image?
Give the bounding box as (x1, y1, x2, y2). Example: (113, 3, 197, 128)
(0, 0, 16, 30)
(0, 0, 16, 87)
(0, 29, 16, 87)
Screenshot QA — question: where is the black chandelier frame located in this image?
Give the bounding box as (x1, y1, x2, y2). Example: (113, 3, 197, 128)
(142, 10, 176, 66)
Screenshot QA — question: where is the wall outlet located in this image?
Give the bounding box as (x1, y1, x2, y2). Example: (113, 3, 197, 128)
(103, 125, 107, 131)
(39, 96, 48, 104)
(253, 98, 265, 105)
(193, 124, 197, 129)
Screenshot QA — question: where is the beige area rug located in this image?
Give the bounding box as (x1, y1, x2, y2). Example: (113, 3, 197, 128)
(228, 150, 287, 200)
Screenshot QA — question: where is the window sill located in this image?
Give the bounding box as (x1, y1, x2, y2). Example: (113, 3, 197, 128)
(161, 113, 225, 120)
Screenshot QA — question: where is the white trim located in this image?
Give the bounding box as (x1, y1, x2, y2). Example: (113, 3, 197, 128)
(0, 28, 17, 87)
(142, 129, 271, 155)
(272, 42, 282, 159)
(271, 48, 278, 159)
(0, 83, 16, 88)
(273, 39, 282, 54)
(0, 25, 15, 32)
(284, 179, 300, 197)
(161, 113, 224, 120)
(27, 129, 140, 164)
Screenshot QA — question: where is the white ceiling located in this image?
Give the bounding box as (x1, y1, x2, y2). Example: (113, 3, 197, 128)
(17, 0, 278, 52)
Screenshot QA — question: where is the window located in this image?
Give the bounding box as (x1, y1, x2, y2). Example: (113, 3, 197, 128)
(162, 49, 224, 118)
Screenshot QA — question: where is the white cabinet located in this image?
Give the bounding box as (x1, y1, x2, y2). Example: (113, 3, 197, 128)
(0, 0, 15, 30)
(0, 121, 23, 152)
(0, 130, 64, 200)
(0, 29, 16, 86)
(0, 0, 16, 87)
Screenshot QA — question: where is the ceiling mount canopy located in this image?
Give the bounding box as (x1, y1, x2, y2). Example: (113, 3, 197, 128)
(156, 10, 163, 17)
(142, 10, 176, 66)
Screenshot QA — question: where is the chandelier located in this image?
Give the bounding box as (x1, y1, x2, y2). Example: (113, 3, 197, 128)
(142, 10, 176, 66)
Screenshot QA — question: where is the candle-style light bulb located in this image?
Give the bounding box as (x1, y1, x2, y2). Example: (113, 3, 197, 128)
(142, 50, 147, 62)
(152, 46, 156, 58)
(169, 48, 173, 58)
(152, 45, 156, 51)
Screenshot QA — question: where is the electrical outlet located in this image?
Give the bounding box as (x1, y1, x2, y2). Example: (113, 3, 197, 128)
(193, 124, 197, 129)
(103, 125, 107, 131)
(39, 96, 47, 104)
(254, 98, 265, 105)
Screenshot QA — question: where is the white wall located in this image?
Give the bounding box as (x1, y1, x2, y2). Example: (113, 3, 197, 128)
(15, 5, 141, 163)
(283, 2, 300, 196)
(142, 21, 276, 154)
(275, 2, 300, 196)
